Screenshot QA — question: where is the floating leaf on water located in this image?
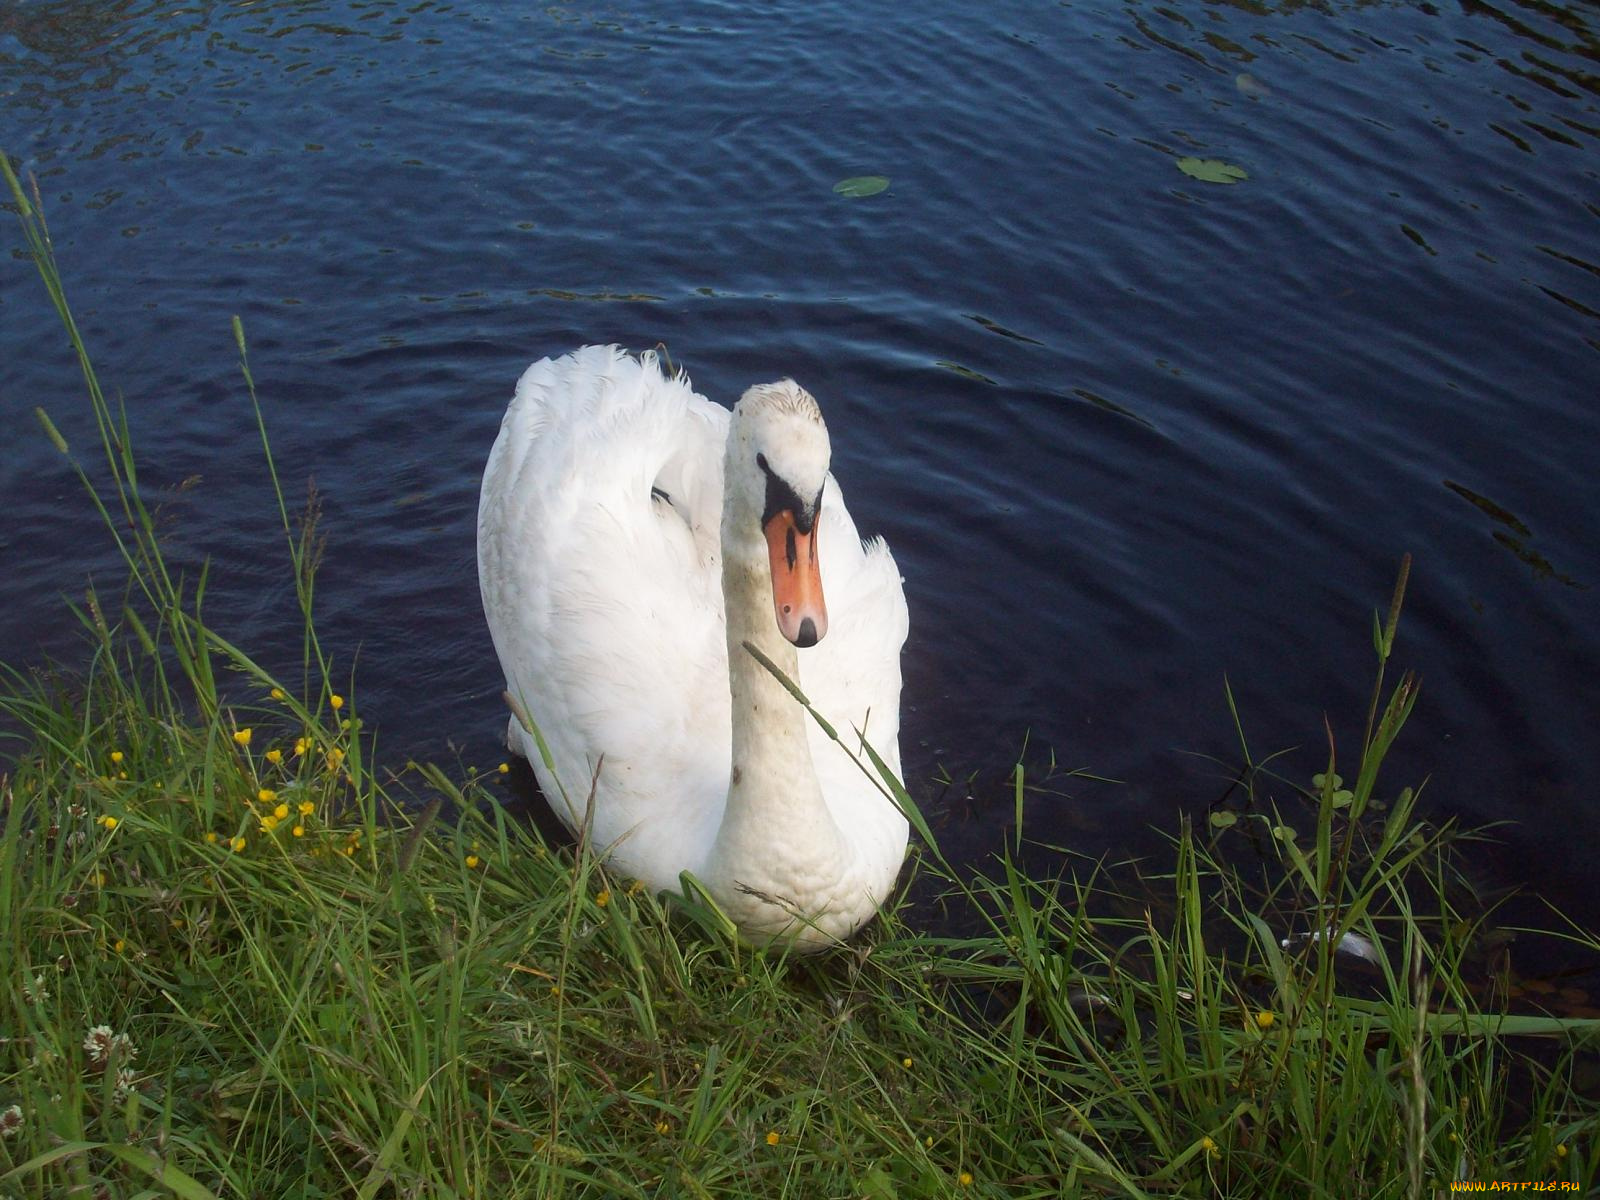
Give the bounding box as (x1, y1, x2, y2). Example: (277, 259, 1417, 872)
(966, 314, 1044, 345)
(1175, 156, 1248, 185)
(1400, 223, 1438, 256)
(528, 288, 664, 302)
(833, 175, 890, 198)
(1208, 810, 1237, 829)
(1442, 480, 1532, 536)
(935, 360, 996, 385)
(1492, 530, 1584, 588)
(1442, 481, 1583, 587)
(1071, 387, 1156, 431)
(1540, 283, 1600, 322)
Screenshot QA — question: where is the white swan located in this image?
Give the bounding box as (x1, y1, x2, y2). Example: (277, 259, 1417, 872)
(477, 345, 910, 948)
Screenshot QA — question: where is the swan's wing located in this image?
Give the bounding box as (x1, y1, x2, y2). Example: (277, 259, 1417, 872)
(477, 346, 733, 882)
(799, 474, 911, 872)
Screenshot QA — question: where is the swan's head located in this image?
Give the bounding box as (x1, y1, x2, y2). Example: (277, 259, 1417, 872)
(728, 380, 832, 649)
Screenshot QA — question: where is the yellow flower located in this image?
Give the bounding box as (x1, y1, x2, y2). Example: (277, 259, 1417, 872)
(298, 801, 315, 815)
(343, 844, 356, 857)
(294, 737, 310, 757)
(258, 788, 277, 804)
(270, 687, 286, 701)
(113, 939, 125, 954)
(233, 728, 253, 746)
(901, 1056, 913, 1069)
(465, 854, 481, 869)
(958, 1171, 973, 1187)
(204, 831, 219, 844)
(1557, 1143, 1569, 1159)
(98, 815, 119, 831)
(325, 747, 345, 771)
(292, 825, 305, 838)
(273, 803, 289, 820)
(628, 879, 645, 896)
(1255, 1010, 1276, 1030)
(765, 1131, 780, 1147)
(230, 836, 246, 853)
(595, 889, 610, 907)
(924, 1135, 934, 1149)
(497, 761, 510, 774)
(329, 693, 345, 711)
(260, 815, 279, 833)
(265, 749, 283, 765)
(110, 750, 124, 764)
(1201, 1135, 1218, 1157)
(654, 1120, 671, 1135)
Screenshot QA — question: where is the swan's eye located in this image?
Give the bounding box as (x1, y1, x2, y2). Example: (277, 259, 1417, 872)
(756, 452, 769, 473)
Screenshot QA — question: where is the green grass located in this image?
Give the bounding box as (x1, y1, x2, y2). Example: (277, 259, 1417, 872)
(4, 149, 1598, 1198)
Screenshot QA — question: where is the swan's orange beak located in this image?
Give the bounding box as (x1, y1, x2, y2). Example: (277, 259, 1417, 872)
(764, 509, 827, 648)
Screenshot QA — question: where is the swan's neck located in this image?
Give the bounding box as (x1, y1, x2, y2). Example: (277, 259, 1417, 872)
(723, 557, 823, 805)
(705, 469, 849, 936)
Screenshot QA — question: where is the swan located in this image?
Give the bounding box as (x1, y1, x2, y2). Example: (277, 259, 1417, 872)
(477, 345, 910, 948)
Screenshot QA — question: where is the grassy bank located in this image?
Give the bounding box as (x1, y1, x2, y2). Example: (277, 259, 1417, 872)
(4, 152, 1598, 1198)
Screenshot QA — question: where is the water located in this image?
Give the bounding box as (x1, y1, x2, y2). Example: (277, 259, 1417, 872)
(3, 1, 1597, 946)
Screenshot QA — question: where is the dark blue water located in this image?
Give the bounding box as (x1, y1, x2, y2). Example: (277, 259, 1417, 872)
(3, 1, 1598, 944)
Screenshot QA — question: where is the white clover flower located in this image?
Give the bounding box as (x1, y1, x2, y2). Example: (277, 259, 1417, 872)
(0, 1103, 22, 1138)
(21, 974, 49, 1004)
(84, 1025, 115, 1064)
(82, 1025, 138, 1069)
(113, 1067, 138, 1102)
